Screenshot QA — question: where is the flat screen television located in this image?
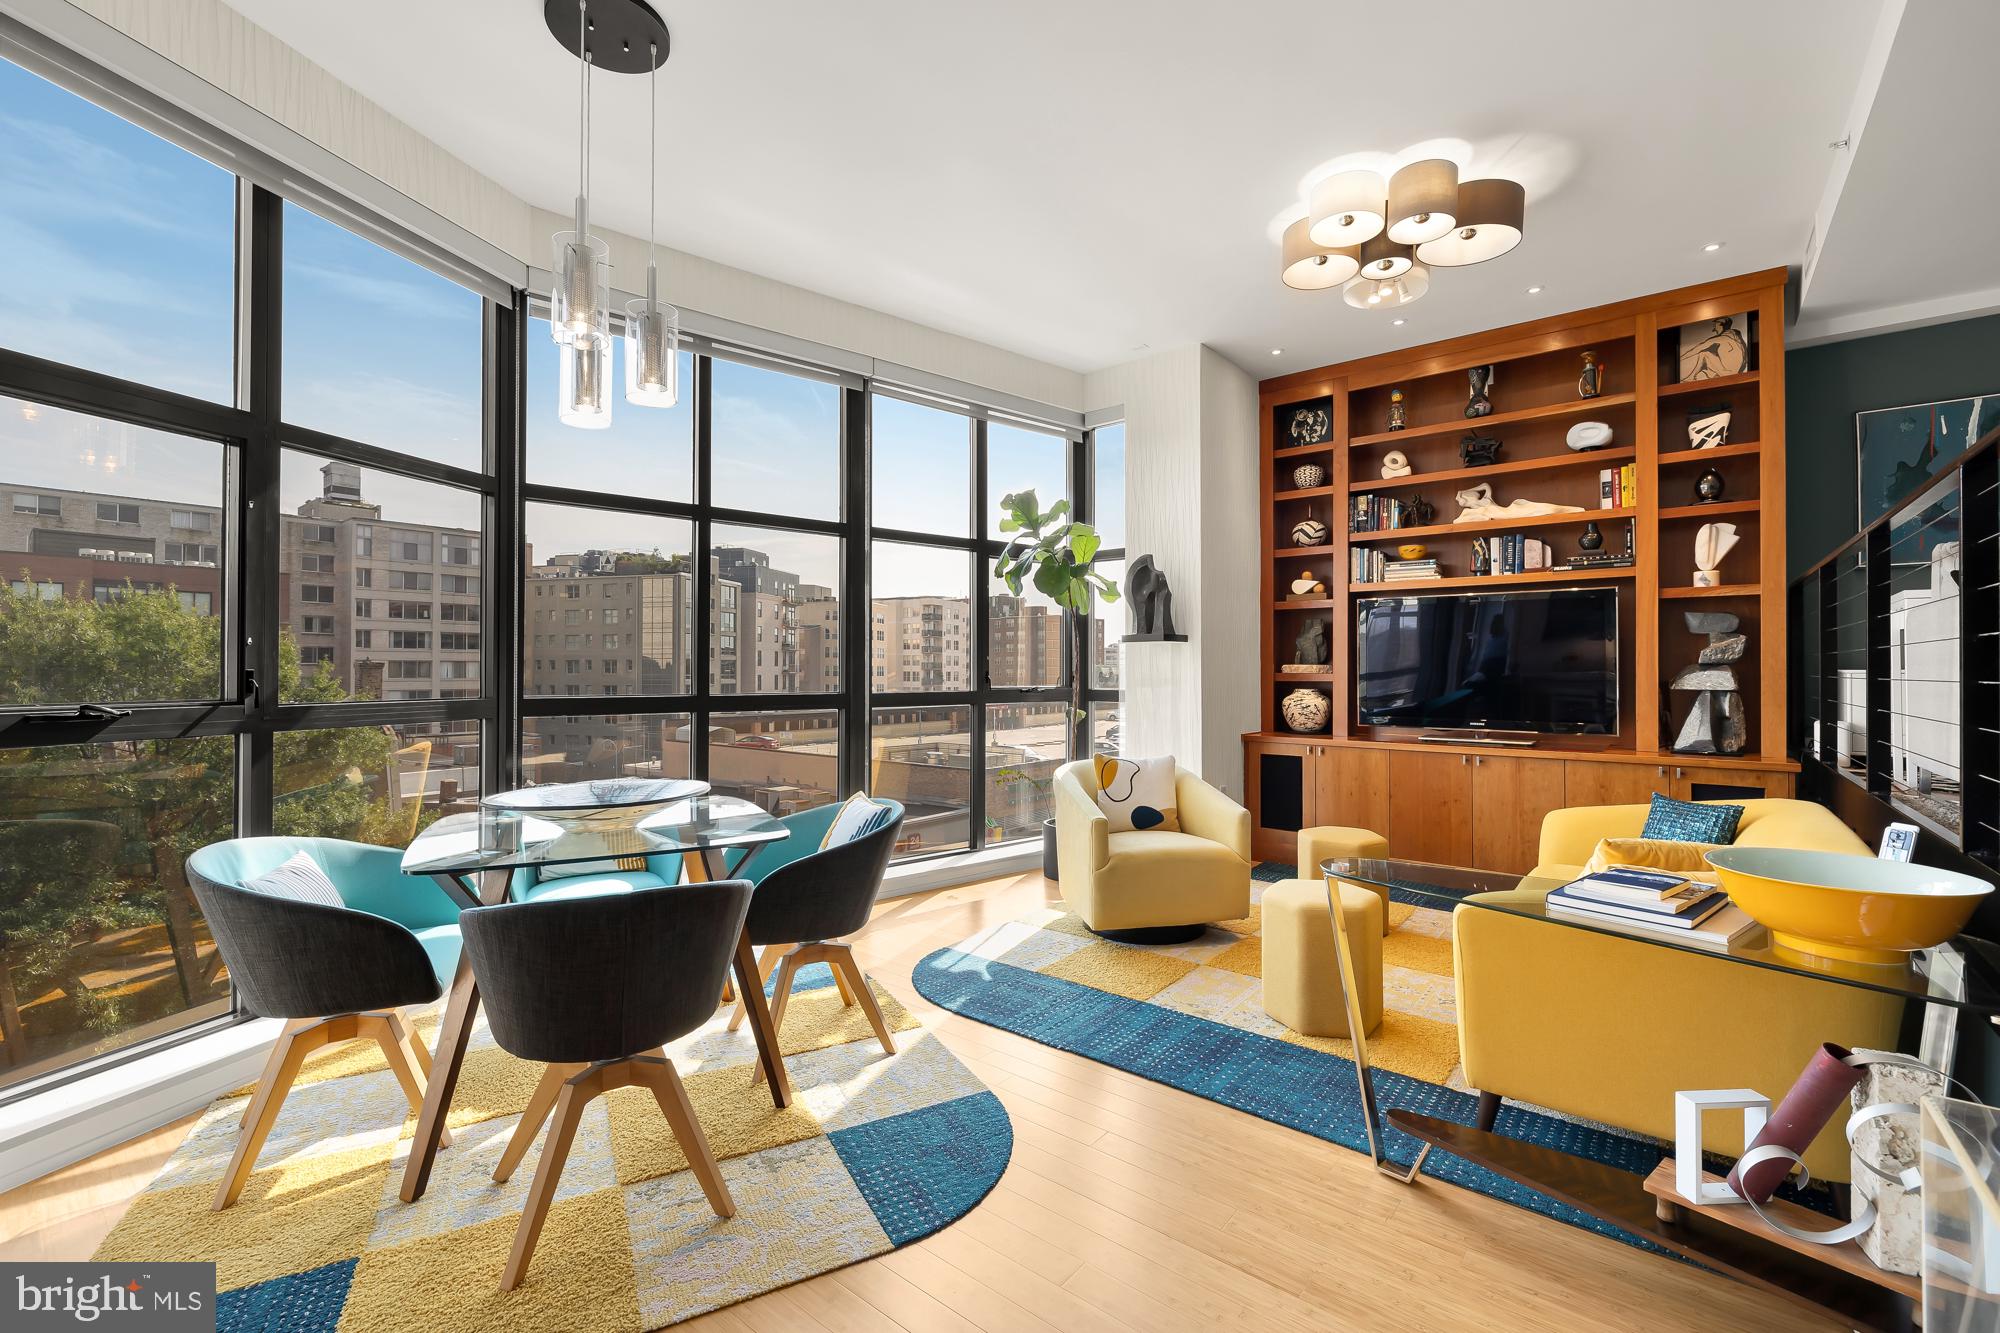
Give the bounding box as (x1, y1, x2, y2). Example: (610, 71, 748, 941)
(1354, 587, 1619, 735)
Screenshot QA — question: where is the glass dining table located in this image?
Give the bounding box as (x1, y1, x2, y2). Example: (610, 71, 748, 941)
(393, 790, 793, 1204)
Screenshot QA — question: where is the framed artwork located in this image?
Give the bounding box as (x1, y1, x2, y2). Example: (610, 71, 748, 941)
(1676, 313, 1753, 382)
(1856, 392, 2000, 528)
(1280, 400, 1332, 449)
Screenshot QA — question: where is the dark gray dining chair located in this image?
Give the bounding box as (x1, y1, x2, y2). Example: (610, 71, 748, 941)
(186, 837, 463, 1210)
(725, 800, 905, 1084)
(460, 878, 752, 1292)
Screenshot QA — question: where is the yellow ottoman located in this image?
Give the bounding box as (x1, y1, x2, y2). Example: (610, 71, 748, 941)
(1297, 826, 1391, 935)
(1261, 877, 1383, 1038)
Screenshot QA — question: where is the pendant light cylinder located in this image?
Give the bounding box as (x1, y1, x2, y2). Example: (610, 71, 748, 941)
(1307, 170, 1387, 247)
(1386, 158, 1459, 245)
(552, 228, 611, 347)
(1355, 231, 1413, 282)
(1415, 178, 1525, 267)
(1281, 218, 1360, 290)
(559, 336, 612, 428)
(625, 282, 681, 405)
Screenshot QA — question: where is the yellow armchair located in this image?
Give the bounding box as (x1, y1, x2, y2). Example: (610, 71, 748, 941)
(1052, 760, 1250, 939)
(1456, 798, 1902, 1183)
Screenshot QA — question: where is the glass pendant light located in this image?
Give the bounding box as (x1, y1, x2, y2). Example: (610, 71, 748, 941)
(551, 0, 610, 352)
(626, 40, 680, 406)
(559, 336, 612, 428)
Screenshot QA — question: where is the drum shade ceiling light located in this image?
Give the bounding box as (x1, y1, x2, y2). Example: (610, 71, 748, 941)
(1281, 155, 1526, 308)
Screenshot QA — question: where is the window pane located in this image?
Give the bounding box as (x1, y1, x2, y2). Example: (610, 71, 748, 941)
(274, 721, 480, 846)
(528, 316, 692, 502)
(1088, 700, 1123, 756)
(987, 421, 1068, 538)
(1089, 557, 1124, 692)
(711, 358, 840, 520)
(710, 525, 841, 694)
(522, 714, 692, 786)
(1093, 421, 1125, 552)
(1885, 477, 1960, 837)
(872, 542, 970, 694)
(708, 709, 839, 815)
(870, 705, 971, 858)
(988, 559, 1065, 689)
(985, 702, 1067, 842)
(872, 395, 970, 536)
(0, 58, 234, 401)
(281, 202, 483, 466)
(0, 739, 232, 1091)
(523, 505, 695, 697)
(280, 451, 483, 703)
(0, 399, 227, 705)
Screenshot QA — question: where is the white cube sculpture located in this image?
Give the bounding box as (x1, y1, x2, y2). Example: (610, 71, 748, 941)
(1674, 1088, 1770, 1204)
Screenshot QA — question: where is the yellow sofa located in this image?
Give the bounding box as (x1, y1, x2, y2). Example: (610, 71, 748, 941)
(1052, 759, 1251, 935)
(1453, 799, 1903, 1183)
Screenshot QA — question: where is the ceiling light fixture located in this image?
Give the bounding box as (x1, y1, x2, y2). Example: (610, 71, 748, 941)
(1703, 242, 1724, 253)
(1392, 318, 1406, 326)
(1279, 153, 1524, 311)
(624, 37, 680, 407)
(1270, 348, 1284, 356)
(1526, 285, 1544, 294)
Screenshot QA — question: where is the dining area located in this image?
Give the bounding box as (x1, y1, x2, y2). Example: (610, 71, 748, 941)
(95, 777, 1013, 1327)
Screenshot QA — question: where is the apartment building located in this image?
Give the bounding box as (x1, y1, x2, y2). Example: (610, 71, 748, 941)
(1, 482, 222, 614)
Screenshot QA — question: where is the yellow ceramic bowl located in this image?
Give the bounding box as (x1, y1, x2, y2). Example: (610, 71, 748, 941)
(1705, 847, 1992, 964)
(1397, 543, 1428, 561)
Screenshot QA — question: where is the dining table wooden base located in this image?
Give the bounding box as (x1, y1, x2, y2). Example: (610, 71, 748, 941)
(686, 847, 793, 1108)
(398, 867, 507, 1205)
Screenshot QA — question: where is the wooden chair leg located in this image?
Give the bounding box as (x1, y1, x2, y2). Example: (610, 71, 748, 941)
(749, 949, 803, 1086)
(404, 1015, 435, 1076)
(371, 1013, 451, 1149)
(500, 1072, 597, 1292)
(833, 947, 896, 1057)
(213, 1020, 319, 1210)
(634, 1055, 735, 1219)
(493, 1063, 578, 1184)
(726, 944, 784, 1032)
(827, 944, 857, 1007)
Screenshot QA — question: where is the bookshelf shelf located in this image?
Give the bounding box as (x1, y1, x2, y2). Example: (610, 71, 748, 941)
(1273, 484, 1342, 501)
(1273, 441, 1339, 460)
(1349, 392, 1637, 449)
(1347, 508, 1634, 545)
(1657, 500, 1760, 521)
(1658, 370, 1759, 398)
(1347, 447, 1636, 493)
(1660, 583, 1760, 599)
(1349, 567, 1634, 594)
(1658, 441, 1760, 467)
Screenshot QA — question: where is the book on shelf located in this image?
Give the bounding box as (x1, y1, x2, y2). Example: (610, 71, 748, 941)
(1546, 899, 1759, 950)
(1599, 468, 1616, 509)
(1349, 493, 1411, 534)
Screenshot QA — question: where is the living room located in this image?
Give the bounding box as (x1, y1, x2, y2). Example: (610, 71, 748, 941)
(1, 1, 1997, 1330)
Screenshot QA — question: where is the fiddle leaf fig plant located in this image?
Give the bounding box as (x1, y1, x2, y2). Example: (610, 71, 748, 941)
(994, 489, 1120, 614)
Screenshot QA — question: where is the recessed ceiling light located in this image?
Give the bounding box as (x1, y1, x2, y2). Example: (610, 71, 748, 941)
(1270, 348, 1284, 356)
(1702, 242, 1724, 253)
(1526, 285, 1543, 294)
(1392, 318, 1406, 326)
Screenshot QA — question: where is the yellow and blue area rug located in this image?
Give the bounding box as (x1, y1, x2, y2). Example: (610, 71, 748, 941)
(96, 965, 1010, 1332)
(912, 866, 1668, 1250)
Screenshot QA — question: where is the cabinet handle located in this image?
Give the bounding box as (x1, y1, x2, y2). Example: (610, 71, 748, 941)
(1657, 766, 1666, 777)
(1675, 767, 1685, 780)
(1475, 755, 1485, 766)
(1461, 754, 1470, 766)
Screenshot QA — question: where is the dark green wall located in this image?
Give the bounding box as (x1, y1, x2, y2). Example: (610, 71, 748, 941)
(1786, 311, 2000, 580)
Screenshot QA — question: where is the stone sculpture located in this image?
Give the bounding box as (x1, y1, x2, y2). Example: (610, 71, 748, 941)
(1452, 481, 1585, 523)
(1293, 619, 1328, 666)
(1672, 611, 1748, 755)
(1289, 569, 1325, 599)
(1459, 432, 1503, 467)
(1380, 450, 1412, 480)
(1693, 521, 1739, 588)
(1126, 555, 1180, 640)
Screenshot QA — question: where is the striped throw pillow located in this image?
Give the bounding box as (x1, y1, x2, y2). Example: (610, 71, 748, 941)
(244, 850, 344, 908)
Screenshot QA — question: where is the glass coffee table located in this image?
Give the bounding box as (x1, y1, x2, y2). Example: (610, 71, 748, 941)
(1321, 856, 2000, 1332)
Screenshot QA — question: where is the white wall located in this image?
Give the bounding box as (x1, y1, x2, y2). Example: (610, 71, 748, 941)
(1197, 348, 1260, 798)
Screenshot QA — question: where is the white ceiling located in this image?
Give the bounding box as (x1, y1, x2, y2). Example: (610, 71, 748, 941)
(221, 0, 1886, 377)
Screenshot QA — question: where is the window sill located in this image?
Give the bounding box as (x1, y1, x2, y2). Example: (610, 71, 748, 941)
(881, 841, 1041, 897)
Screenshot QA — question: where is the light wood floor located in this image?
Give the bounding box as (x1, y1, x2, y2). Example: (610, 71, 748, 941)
(0, 871, 1838, 1332)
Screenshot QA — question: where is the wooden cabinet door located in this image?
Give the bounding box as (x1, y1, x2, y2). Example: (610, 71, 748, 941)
(1313, 746, 1390, 837)
(1470, 755, 1568, 874)
(1563, 760, 1671, 809)
(1247, 740, 1319, 863)
(1669, 765, 1794, 802)
(1387, 751, 1474, 866)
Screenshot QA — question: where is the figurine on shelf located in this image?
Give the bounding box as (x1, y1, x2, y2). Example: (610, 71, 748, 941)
(1293, 619, 1329, 667)
(1288, 569, 1325, 600)
(1470, 539, 1492, 575)
(1460, 432, 1503, 467)
(1578, 521, 1604, 552)
(1465, 364, 1495, 418)
(1380, 450, 1412, 480)
(1694, 466, 1727, 504)
(1688, 408, 1731, 450)
(1578, 350, 1603, 399)
(1405, 493, 1436, 526)
(1693, 521, 1739, 588)
(1453, 481, 1585, 523)
(1290, 514, 1329, 547)
(1387, 388, 1408, 432)
(1565, 421, 1613, 451)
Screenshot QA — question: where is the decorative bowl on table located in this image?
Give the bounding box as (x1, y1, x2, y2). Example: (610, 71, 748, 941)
(481, 777, 710, 826)
(1705, 847, 1993, 964)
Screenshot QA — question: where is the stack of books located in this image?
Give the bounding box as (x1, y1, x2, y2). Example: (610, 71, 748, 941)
(1545, 866, 1756, 947)
(1480, 534, 1555, 575)
(1349, 493, 1410, 533)
(1381, 557, 1441, 583)
(1598, 464, 1637, 509)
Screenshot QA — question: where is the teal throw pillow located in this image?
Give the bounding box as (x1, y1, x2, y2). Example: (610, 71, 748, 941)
(1641, 793, 1743, 844)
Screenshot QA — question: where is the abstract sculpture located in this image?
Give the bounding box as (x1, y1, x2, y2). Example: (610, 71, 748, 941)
(1288, 569, 1324, 599)
(1126, 555, 1182, 640)
(1566, 421, 1612, 451)
(1459, 432, 1502, 467)
(1453, 481, 1584, 523)
(1293, 619, 1328, 667)
(1671, 610, 1747, 754)
(1688, 409, 1730, 450)
(1465, 364, 1495, 418)
(1693, 521, 1739, 588)
(1380, 450, 1412, 480)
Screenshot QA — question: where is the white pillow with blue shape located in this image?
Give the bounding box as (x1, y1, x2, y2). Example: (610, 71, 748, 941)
(1091, 754, 1180, 833)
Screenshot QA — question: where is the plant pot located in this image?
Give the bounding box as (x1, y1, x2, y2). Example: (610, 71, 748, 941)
(1042, 818, 1060, 880)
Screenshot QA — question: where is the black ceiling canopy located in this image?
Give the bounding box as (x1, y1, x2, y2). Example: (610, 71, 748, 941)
(543, 0, 670, 75)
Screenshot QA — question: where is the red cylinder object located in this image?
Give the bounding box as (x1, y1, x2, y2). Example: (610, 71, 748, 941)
(1726, 1042, 1863, 1203)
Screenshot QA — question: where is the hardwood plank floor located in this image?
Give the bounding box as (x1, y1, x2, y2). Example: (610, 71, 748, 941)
(0, 870, 1840, 1331)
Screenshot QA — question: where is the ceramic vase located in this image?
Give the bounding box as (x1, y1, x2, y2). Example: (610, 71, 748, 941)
(1291, 462, 1327, 490)
(1290, 516, 1329, 547)
(1280, 688, 1330, 733)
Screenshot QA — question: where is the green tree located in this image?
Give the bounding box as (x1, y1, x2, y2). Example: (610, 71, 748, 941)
(0, 579, 399, 1069)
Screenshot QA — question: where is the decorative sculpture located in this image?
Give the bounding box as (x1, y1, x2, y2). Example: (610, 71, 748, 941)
(1292, 462, 1327, 489)
(1459, 432, 1503, 467)
(1694, 465, 1727, 504)
(1290, 515, 1329, 547)
(1464, 364, 1495, 418)
(1671, 611, 1747, 754)
(1125, 555, 1184, 641)
(1577, 350, 1603, 398)
(1405, 493, 1436, 526)
(1688, 409, 1731, 450)
(1287, 405, 1332, 446)
(1578, 521, 1604, 552)
(1693, 521, 1739, 588)
(1288, 569, 1325, 599)
(1452, 481, 1584, 523)
(1380, 450, 1412, 480)
(1387, 388, 1408, 432)
(1281, 688, 1330, 733)
(1396, 543, 1427, 561)
(1293, 619, 1329, 667)
(1566, 421, 1613, 451)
